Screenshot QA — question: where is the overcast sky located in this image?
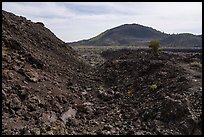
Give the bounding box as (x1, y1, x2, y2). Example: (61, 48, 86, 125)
(2, 2, 202, 42)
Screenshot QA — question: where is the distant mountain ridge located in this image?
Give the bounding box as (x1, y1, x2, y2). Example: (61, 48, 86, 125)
(160, 33, 202, 47)
(68, 24, 202, 47)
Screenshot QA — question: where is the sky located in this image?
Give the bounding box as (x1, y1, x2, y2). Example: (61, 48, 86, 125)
(2, 2, 202, 42)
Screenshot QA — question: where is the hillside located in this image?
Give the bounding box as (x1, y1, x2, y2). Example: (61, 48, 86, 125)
(160, 33, 202, 47)
(69, 24, 168, 46)
(2, 10, 98, 135)
(68, 24, 202, 47)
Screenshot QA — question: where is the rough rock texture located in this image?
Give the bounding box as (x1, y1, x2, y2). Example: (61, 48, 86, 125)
(2, 10, 202, 135)
(97, 51, 202, 135)
(75, 46, 202, 135)
(2, 10, 99, 135)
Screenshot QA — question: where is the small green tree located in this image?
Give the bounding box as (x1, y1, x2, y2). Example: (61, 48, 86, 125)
(149, 40, 160, 55)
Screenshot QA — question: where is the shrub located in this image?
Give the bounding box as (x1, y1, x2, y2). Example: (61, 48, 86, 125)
(127, 88, 135, 95)
(98, 85, 105, 94)
(149, 83, 157, 91)
(149, 40, 160, 55)
(190, 61, 202, 68)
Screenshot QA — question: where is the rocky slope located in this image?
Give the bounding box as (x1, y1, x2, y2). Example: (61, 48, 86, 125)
(68, 24, 202, 47)
(76, 46, 202, 135)
(2, 10, 202, 135)
(2, 10, 100, 135)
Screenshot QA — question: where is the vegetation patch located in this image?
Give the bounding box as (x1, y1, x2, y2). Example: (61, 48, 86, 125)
(90, 31, 107, 42)
(149, 83, 157, 91)
(190, 61, 202, 68)
(148, 40, 160, 55)
(127, 88, 135, 95)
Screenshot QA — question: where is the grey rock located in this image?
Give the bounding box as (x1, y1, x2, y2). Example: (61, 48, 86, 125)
(60, 107, 77, 124)
(81, 91, 88, 95)
(2, 90, 7, 97)
(31, 128, 41, 135)
(41, 111, 58, 124)
(134, 131, 152, 135)
(86, 87, 92, 91)
(83, 102, 93, 106)
(103, 124, 113, 131)
(24, 69, 39, 82)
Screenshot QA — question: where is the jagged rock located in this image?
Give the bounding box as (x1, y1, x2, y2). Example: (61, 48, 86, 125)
(60, 107, 77, 124)
(159, 96, 189, 122)
(41, 111, 57, 124)
(20, 128, 31, 135)
(83, 102, 93, 106)
(97, 88, 113, 101)
(103, 124, 113, 131)
(10, 96, 22, 110)
(86, 87, 92, 91)
(35, 22, 44, 27)
(26, 70, 39, 82)
(2, 90, 7, 98)
(31, 128, 41, 135)
(134, 131, 152, 135)
(12, 65, 21, 71)
(82, 102, 94, 114)
(81, 91, 88, 95)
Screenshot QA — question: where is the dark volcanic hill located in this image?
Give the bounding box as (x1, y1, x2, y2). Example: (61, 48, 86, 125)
(68, 24, 202, 47)
(69, 24, 168, 46)
(160, 33, 202, 47)
(2, 10, 98, 135)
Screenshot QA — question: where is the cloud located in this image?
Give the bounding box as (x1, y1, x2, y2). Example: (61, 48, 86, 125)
(2, 2, 202, 42)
